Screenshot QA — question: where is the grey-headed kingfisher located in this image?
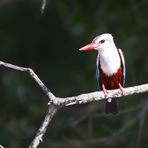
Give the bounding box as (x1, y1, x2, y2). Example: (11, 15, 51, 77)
(79, 33, 126, 114)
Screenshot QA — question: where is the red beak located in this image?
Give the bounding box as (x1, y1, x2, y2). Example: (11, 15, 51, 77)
(79, 42, 98, 51)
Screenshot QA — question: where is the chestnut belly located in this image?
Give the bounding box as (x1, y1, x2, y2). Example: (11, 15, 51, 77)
(99, 67, 123, 90)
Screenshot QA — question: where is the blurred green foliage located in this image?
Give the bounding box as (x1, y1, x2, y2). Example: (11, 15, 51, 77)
(0, 0, 148, 147)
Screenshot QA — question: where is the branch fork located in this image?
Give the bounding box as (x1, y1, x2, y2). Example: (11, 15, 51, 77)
(0, 60, 148, 148)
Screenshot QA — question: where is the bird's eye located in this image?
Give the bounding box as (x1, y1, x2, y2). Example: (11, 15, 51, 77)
(99, 39, 105, 44)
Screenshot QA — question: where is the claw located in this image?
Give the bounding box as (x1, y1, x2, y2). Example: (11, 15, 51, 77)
(118, 83, 125, 96)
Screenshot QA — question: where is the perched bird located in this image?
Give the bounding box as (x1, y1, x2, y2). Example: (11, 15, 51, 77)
(79, 33, 125, 114)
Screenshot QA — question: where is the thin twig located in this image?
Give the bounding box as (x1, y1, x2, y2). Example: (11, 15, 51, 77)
(41, 0, 46, 14)
(40, 0, 52, 14)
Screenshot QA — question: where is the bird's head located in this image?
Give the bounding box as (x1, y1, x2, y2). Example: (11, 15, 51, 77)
(79, 33, 115, 52)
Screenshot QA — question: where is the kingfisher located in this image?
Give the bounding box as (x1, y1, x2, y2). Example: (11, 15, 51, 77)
(79, 33, 126, 114)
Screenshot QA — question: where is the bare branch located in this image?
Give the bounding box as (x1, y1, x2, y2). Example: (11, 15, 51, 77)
(0, 145, 5, 148)
(28, 104, 59, 148)
(0, 60, 148, 148)
(40, 0, 52, 14)
(1, 60, 147, 107)
(52, 83, 148, 106)
(0, 61, 55, 100)
(41, 0, 47, 14)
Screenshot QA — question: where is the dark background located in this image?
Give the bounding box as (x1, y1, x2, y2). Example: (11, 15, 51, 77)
(0, 0, 148, 147)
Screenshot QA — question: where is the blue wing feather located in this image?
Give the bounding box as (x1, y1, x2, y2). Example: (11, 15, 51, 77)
(118, 48, 126, 86)
(96, 54, 101, 90)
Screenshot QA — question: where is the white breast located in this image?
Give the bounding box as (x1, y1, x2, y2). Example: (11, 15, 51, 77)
(99, 48, 121, 76)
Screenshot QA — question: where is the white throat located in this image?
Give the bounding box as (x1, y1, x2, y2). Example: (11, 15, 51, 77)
(99, 47, 121, 76)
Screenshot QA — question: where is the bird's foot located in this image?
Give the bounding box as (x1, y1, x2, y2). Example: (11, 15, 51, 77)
(118, 83, 125, 96)
(102, 84, 113, 103)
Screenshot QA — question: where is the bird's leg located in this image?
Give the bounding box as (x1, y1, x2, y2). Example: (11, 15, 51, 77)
(102, 84, 112, 103)
(102, 84, 108, 98)
(118, 83, 125, 96)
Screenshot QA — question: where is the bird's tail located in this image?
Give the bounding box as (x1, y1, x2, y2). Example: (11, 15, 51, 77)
(105, 98, 118, 114)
